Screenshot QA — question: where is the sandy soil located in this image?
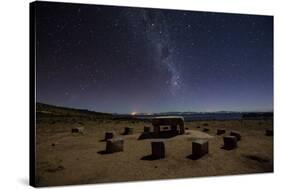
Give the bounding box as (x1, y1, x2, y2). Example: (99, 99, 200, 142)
(35, 119, 273, 187)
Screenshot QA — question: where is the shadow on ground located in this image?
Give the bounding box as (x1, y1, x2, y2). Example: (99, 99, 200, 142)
(220, 146, 237, 151)
(186, 154, 201, 160)
(138, 131, 179, 140)
(243, 154, 270, 163)
(141, 154, 165, 161)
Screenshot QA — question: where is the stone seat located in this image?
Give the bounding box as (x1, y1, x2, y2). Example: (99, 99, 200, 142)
(71, 127, 84, 134)
(223, 136, 237, 150)
(217, 129, 226, 135)
(104, 131, 115, 141)
(192, 139, 209, 159)
(143, 126, 150, 133)
(265, 129, 273, 136)
(106, 138, 124, 153)
(151, 140, 165, 159)
(230, 131, 241, 141)
(123, 127, 134, 135)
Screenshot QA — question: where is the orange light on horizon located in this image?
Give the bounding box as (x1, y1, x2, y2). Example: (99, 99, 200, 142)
(131, 112, 137, 116)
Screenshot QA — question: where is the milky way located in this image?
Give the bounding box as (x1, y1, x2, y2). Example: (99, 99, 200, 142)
(123, 9, 182, 95)
(35, 2, 273, 113)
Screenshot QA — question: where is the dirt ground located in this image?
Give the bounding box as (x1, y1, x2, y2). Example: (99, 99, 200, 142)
(35, 118, 273, 187)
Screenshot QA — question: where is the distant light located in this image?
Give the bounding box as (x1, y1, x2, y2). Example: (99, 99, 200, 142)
(131, 112, 137, 116)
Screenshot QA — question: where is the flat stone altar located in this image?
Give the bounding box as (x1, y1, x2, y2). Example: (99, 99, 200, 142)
(152, 116, 185, 135)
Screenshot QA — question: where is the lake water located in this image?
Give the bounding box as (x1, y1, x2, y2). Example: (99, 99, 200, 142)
(136, 113, 243, 121)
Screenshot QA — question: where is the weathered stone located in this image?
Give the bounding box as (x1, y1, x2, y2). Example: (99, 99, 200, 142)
(203, 128, 209, 132)
(163, 126, 170, 130)
(179, 125, 185, 134)
(223, 136, 237, 150)
(153, 125, 160, 134)
(265, 129, 273, 136)
(106, 138, 124, 153)
(104, 131, 115, 140)
(143, 126, 151, 133)
(152, 116, 185, 135)
(192, 140, 209, 158)
(217, 129, 226, 135)
(151, 141, 165, 159)
(124, 127, 134, 135)
(71, 127, 84, 134)
(230, 131, 241, 141)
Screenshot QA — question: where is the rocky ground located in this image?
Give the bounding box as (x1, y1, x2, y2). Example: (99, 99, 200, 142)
(35, 118, 273, 187)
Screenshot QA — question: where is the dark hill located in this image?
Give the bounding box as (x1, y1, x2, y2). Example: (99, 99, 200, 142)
(36, 102, 113, 119)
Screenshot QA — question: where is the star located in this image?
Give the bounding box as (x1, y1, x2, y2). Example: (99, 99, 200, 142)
(36, 2, 273, 113)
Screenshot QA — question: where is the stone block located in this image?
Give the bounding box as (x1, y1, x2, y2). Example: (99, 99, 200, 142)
(71, 127, 84, 134)
(203, 128, 209, 132)
(223, 136, 237, 150)
(230, 131, 241, 141)
(192, 139, 209, 158)
(217, 129, 226, 135)
(143, 126, 151, 132)
(106, 138, 124, 153)
(124, 127, 134, 135)
(104, 131, 115, 140)
(151, 141, 165, 159)
(265, 129, 273, 136)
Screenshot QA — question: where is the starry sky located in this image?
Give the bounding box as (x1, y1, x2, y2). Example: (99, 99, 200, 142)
(35, 2, 273, 114)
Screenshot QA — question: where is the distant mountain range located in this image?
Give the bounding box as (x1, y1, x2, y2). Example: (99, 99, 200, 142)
(36, 102, 273, 121)
(132, 111, 241, 116)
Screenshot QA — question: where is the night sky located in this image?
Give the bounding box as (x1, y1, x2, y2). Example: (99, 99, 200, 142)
(35, 2, 273, 114)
